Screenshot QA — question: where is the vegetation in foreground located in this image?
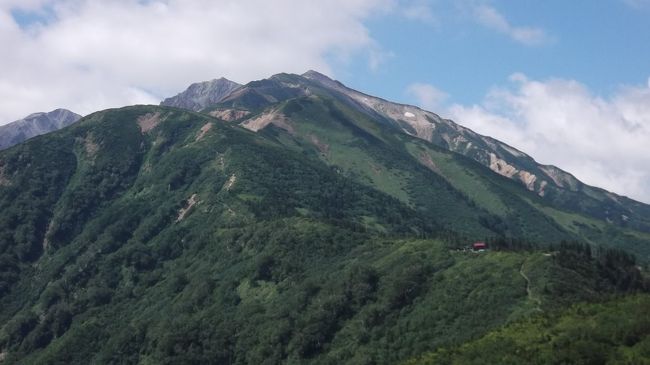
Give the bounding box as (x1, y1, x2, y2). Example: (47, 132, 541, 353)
(406, 294, 650, 365)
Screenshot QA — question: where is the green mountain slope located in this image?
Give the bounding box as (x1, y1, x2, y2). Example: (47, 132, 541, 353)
(299, 71, 650, 234)
(405, 294, 650, 365)
(0, 66, 649, 365)
(0, 105, 647, 364)
(193, 71, 650, 237)
(192, 73, 650, 260)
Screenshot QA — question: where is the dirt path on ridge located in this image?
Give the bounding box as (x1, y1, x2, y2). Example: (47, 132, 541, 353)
(519, 258, 543, 312)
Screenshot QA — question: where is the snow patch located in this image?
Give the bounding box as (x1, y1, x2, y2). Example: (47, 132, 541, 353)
(404, 111, 415, 118)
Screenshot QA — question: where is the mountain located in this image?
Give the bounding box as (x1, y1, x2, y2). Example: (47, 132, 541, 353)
(0, 109, 81, 151)
(299, 71, 650, 233)
(160, 77, 242, 112)
(163, 71, 650, 259)
(161, 71, 650, 234)
(0, 73, 647, 363)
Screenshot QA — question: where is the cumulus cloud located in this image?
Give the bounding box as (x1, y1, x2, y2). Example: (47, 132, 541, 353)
(406, 82, 448, 110)
(472, 4, 549, 45)
(0, 0, 392, 123)
(444, 74, 650, 203)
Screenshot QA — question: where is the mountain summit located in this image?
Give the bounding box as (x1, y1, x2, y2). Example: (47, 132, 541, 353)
(160, 77, 242, 111)
(0, 109, 81, 150)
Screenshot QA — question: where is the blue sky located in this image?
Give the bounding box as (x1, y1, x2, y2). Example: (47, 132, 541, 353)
(339, 0, 650, 107)
(1, 0, 649, 202)
(341, 0, 650, 204)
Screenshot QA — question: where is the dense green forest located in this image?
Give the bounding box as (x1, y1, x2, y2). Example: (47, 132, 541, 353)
(0, 98, 648, 364)
(405, 294, 650, 365)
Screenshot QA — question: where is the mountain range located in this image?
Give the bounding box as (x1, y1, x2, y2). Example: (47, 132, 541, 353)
(0, 71, 647, 364)
(0, 109, 81, 151)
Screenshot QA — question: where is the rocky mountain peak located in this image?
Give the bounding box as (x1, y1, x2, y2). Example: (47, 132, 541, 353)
(302, 70, 331, 80)
(161, 78, 242, 111)
(0, 109, 81, 150)
(301, 70, 345, 89)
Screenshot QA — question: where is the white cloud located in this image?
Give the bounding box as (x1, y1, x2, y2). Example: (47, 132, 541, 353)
(406, 82, 448, 110)
(623, 0, 650, 9)
(0, 0, 392, 123)
(401, 0, 437, 24)
(445, 74, 650, 204)
(472, 4, 549, 45)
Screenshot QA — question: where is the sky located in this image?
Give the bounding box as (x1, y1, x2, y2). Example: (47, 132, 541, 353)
(0, 0, 649, 203)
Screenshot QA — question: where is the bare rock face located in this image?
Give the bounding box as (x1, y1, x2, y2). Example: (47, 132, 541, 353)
(0, 109, 82, 150)
(161, 78, 242, 112)
(208, 109, 251, 122)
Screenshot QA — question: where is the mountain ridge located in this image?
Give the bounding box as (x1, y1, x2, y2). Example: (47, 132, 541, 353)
(160, 70, 650, 234)
(302, 71, 644, 207)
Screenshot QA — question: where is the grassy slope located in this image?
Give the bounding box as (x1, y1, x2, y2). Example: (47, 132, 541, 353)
(403, 138, 650, 260)
(259, 95, 650, 254)
(226, 72, 650, 234)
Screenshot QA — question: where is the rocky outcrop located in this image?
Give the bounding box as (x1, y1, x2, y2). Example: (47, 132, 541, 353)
(489, 153, 519, 178)
(208, 109, 251, 122)
(241, 109, 294, 133)
(161, 78, 242, 112)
